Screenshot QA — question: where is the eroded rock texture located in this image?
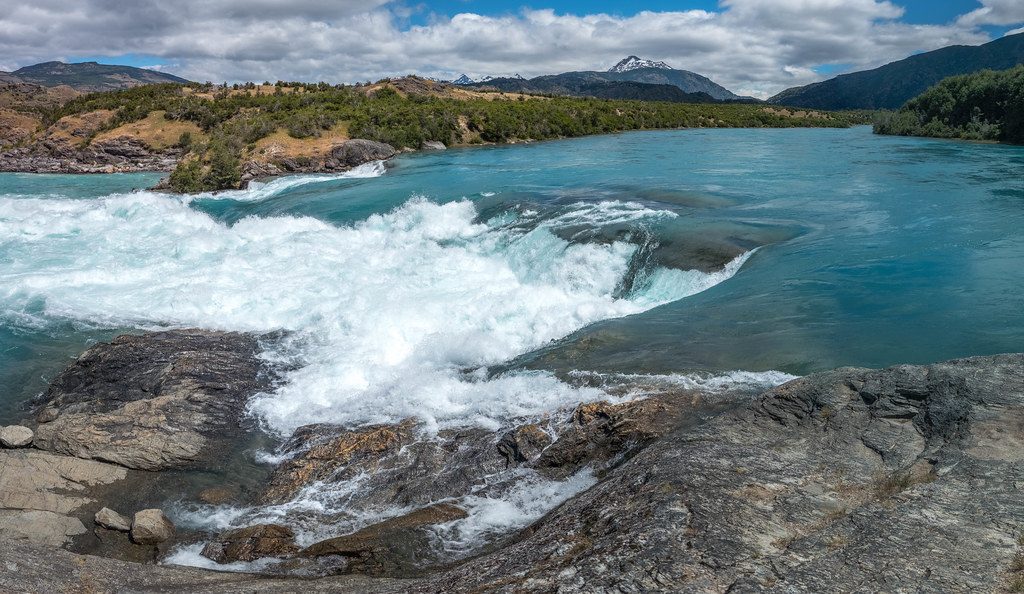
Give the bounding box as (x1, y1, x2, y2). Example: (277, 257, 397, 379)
(32, 329, 276, 471)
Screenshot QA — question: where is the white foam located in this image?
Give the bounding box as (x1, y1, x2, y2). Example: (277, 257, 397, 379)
(0, 192, 752, 435)
(163, 543, 280, 573)
(570, 369, 799, 393)
(432, 469, 598, 554)
(192, 160, 387, 203)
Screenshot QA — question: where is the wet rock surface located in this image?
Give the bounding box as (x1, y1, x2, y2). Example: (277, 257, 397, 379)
(201, 523, 299, 564)
(409, 354, 1024, 593)
(3, 335, 1023, 593)
(31, 329, 277, 471)
(299, 504, 469, 576)
(327, 139, 397, 169)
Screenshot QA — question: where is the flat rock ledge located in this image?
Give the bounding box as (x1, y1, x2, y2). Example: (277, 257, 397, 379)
(0, 449, 127, 547)
(3, 346, 1023, 593)
(31, 329, 276, 471)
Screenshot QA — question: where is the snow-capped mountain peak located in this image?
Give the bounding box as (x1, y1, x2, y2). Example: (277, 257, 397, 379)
(609, 56, 673, 73)
(452, 74, 496, 85)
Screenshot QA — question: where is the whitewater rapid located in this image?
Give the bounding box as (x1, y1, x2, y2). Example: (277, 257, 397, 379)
(0, 172, 762, 436)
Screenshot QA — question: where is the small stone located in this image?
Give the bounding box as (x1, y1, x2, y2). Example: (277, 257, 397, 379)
(0, 426, 33, 448)
(36, 408, 59, 424)
(197, 487, 234, 505)
(95, 507, 131, 532)
(130, 509, 175, 545)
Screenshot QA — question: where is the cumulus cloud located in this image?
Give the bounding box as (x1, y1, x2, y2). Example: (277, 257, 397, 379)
(957, 0, 1024, 27)
(0, 0, 1018, 97)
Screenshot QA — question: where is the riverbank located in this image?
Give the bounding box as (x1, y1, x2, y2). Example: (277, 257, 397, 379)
(2, 328, 1022, 591)
(0, 77, 858, 192)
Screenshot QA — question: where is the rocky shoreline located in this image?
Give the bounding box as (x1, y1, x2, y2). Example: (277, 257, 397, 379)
(0, 131, 404, 188)
(1, 329, 1022, 592)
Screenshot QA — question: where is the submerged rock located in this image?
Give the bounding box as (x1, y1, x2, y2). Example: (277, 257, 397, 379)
(0, 425, 33, 448)
(300, 504, 469, 576)
(31, 329, 276, 471)
(201, 524, 299, 564)
(130, 509, 175, 545)
(94, 507, 131, 532)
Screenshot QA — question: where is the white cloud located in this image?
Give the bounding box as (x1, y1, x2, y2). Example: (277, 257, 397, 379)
(957, 0, 1024, 27)
(0, 0, 1017, 98)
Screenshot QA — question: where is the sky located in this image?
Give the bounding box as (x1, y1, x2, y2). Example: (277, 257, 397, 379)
(1, 0, 1023, 98)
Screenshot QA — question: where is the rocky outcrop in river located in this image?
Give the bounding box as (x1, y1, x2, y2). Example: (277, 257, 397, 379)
(1, 329, 1021, 593)
(31, 330, 276, 471)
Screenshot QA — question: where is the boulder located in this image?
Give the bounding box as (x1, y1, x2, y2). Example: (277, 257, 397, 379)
(31, 329, 276, 471)
(421, 141, 446, 150)
(201, 523, 299, 563)
(130, 509, 175, 545)
(300, 504, 468, 576)
(0, 425, 33, 448)
(329, 139, 396, 168)
(95, 507, 131, 532)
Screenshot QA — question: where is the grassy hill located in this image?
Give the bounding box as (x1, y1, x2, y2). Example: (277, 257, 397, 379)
(5, 61, 190, 92)
(874, 65, 1024, 144)
(770, 33, 1024, 110)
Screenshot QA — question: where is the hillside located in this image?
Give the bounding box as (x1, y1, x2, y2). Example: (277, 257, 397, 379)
(465, 74, 720, 103)
(463, 56, 742, 102)
(874, 65, 1024, 143)
(3, 61, 190, 92)
(1, 76, 852, 191)
(770, 32, 1024, 110)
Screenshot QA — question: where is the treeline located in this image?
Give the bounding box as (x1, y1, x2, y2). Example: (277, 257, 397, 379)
(874, 65, 1024, 143)
(39, 79, 857, 192)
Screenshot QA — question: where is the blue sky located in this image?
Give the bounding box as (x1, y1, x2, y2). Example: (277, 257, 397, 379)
(404, 0, 970, 23)
(5, 0, 1023, 97)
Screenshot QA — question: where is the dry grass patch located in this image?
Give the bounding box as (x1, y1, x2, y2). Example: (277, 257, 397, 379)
(0, 108, 41, 147)
(43, 110, 115, 144)
(93, 111, 206, 150)
(250, 122, 350, 162)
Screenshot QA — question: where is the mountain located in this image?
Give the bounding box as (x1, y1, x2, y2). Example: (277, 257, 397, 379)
(609, 56, 672, 73)
(466, 74, 720, 103)
(769, 32, 1024, 110)
(464, 56, 742, 102)
(4, 61, 189, 92)
(453, 74, 496, 85)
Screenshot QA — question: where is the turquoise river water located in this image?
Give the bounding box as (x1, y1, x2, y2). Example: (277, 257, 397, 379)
(1, 126, 1022, 431)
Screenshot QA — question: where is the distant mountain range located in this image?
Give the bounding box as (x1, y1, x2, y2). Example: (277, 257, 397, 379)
(608, 56, 672, 72)
(0, 61, 190, 92)
(455, 56, 746, 103)
(770, 33, 1024, 110)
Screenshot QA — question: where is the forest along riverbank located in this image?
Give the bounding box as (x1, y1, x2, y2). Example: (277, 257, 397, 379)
(0, 76, 857, 191)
